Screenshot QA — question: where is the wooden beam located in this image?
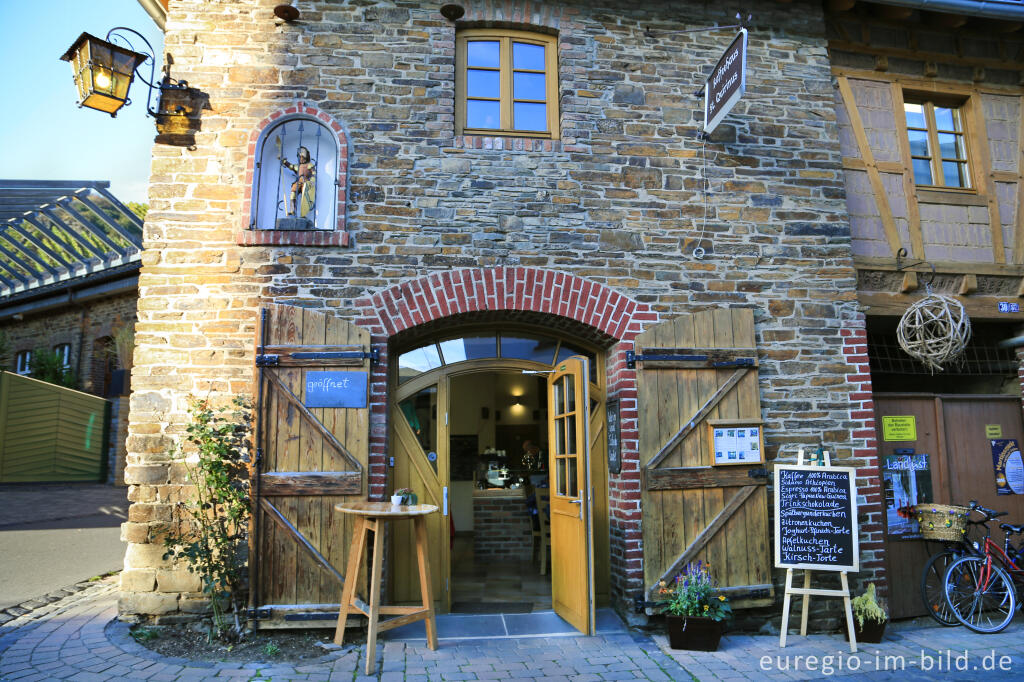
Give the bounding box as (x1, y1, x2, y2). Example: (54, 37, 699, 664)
(901, 271, 918, 293)
(260, 472, 362, 496)
(966, 97, 1006, 263)
(1015, 97, 1024, 264)
(830, 68, 1024, 96)
(646, 485, 758, 597)
(916, 189, 989, 207)
(259, 497, 345, 585)
(645, 369, 748, 470)
(859, 291, 1024, 320)
(890, 83, 925, 259)
(854, 256, 1024, 276)
(837, 76, 903, 257)
(645, 466, 768, 491)
(828, 39, 1021, 72)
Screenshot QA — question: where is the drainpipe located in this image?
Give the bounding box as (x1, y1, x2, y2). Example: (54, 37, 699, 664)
(868, 0, 1024, 20)
(136, 0, 167, 30)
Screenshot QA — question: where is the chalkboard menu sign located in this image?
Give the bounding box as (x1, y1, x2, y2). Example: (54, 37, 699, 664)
(606, 398, 621, 474)
(774, 465, 859, 572)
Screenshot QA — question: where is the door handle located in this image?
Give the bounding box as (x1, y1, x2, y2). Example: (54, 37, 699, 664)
(443, 486, 448, 517)
(570, 498, 582, 519)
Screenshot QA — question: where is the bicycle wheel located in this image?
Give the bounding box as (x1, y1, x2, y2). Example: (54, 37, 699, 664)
(943, 555, 1017, 633)
(920, 549, 960, 626)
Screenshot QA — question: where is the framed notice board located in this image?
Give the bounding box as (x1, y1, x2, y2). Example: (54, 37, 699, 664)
(774, 464, 859, 572)
(708, 419, 764, 466)
(606, 398, 621, 474)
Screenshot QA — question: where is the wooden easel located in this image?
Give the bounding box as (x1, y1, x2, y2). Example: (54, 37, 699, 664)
(778, 449, 858, 653)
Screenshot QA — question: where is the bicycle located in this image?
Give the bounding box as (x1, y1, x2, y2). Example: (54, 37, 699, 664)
(919, 501, 990, 626)
(942, 503, 1024, 633)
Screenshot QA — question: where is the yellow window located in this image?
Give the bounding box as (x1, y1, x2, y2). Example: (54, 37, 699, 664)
(903, 97, 971, 189)
(456, 29, 559, 138)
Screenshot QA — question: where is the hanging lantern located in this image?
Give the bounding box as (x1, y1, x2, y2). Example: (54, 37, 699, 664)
(60, 32, 148, 117)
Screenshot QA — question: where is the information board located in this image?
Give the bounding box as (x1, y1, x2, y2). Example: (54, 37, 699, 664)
(710, 420, 763, 465)
(881, 415, 916, 441)
(304, 371, 368, 408)
(774, 465, 859, 572)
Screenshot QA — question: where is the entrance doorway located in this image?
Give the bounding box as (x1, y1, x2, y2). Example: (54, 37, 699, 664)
(388, 328, 610, 632)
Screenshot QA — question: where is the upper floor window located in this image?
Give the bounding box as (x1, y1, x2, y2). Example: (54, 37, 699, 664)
(252, 115, 339, 230)
(456, 29, 559, 138)
(15, 350, 30, 375)
(903, 98, 971, 189)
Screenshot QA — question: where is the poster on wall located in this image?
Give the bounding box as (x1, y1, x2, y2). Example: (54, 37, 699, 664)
(882, 451, 933, 539)
(991, 439, 1024, 495)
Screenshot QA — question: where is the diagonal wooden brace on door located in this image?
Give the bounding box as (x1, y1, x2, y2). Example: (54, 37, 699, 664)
(645, 368, 748, 472)
(646, 485, 758, 599)
(260, 497, 345, 586)
(264, 370, 363, 473)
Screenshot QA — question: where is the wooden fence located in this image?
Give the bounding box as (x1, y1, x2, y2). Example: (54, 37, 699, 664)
(0, 371, 111, 483)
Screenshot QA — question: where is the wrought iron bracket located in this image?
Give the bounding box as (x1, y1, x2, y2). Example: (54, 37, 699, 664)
(626, 349, 755, 370)
(255, 354, 279, 367)
(747, 467, 770, 480)
(634, 594, 663, 613)
(246, 607, 271, 620)
(895, 247, 936, 287)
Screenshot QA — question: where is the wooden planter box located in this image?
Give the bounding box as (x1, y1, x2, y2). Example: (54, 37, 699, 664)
(666, 615, 723, 651)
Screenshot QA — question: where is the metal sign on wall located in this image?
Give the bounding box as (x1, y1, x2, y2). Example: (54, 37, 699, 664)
(702, 28, 748, 134)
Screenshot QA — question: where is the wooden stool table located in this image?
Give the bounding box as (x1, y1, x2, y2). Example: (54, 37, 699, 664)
(333, 501, 439, 675)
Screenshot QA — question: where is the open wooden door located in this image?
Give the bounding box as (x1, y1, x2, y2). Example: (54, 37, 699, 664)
(389, 377, 450, 611)
(250, 304, 370, 628)
(547, 356, 594, 634)
(637, 309, 773, 608)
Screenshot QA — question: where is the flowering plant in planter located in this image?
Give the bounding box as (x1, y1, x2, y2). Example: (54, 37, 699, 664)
(658, 560, 732, 622)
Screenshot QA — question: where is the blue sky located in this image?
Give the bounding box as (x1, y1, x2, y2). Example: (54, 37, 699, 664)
(0, 0, 164, 203)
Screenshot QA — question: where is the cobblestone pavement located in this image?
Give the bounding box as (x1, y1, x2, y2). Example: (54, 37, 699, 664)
(2, 580, 1024, 681)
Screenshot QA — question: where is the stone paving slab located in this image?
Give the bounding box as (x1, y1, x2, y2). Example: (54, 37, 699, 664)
(3, 581, 1024, 681)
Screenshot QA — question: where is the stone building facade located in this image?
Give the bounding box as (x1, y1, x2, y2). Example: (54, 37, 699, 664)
(123, 0, 881, 625)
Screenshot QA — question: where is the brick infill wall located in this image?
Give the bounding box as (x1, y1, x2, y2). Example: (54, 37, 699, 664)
(473, 496, 535, 560)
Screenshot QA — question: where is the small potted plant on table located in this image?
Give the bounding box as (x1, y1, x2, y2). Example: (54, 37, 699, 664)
(391, 488, 415, 506)
(658, 560, 732, 651)
(849, 583, 888, 643)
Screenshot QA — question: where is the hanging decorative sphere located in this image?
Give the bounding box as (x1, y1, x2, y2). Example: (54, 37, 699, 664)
(897, 294, 971, 372)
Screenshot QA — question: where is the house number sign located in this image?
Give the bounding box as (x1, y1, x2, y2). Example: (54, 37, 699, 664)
(304, 371, 368, 408)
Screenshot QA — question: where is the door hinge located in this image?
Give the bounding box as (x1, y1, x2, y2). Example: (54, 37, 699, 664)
(255, 447, 263, 465)
(247, 607, 271, 620)
(255, 354, 279, 367)
(747, 467, 769, 479)
(626, 349, 756, 370)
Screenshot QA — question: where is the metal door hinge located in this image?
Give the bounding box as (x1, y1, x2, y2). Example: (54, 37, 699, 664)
(255, 354, 279, 367)
(247, 607, 271, 620)
(747, 467, 769, 479)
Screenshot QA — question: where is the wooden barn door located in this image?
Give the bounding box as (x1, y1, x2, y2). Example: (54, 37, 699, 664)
(250, 304, 370, 628)
(638, 309, 773, 607)
(548, 357, 595, 634)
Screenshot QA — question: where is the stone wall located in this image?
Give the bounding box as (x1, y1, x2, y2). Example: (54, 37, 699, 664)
(125, 0, 872, 621)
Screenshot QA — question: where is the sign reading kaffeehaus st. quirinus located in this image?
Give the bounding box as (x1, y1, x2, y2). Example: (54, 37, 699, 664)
(702, 28, 748, 134)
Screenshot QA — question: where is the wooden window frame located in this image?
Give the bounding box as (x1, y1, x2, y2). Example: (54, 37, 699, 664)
(456, 29, 560, 139)
(902, 92, 974, 193)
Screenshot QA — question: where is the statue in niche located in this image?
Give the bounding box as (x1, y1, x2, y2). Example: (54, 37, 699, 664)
(275, 138, 317, 228)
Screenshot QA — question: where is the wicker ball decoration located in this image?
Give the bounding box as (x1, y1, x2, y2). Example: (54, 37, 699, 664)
(897, 293, 971, 372)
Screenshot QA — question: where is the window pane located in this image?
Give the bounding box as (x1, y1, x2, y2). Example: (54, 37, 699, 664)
(514, 102, 547, 131)
(467, 69, 500, 98)
(937, 132, 963, 160)
(555, 418, 565, 454)
(500, 335, 557, 363)
(912, 158, 934, 185)
(400, 386, 437, 462)
(467, 99, 500, 129)
(904, 102, 926, 128)
(566, 414, 576, 454)
(438, 335, 497, 363)
(398, 345, 442, 382)
(513, 72, 546, 101)
(942, 161, 969, 188)
(907, 129, 930, 157)
(553, 379, 564, 415)
(934, 106, 956, 130)
(556, 457, 566, 495)
(567, 456, 577, 498)
(512, 42, 545, 70)
(467, 40, 500, 68)
(565, 375, 575, 412)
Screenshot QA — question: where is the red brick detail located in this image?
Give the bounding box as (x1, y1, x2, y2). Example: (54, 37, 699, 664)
(236, 230, 351, 247)
(843, 315, 889, 598)
(238, 101, 349, 245)
(356, 268, 655, 609)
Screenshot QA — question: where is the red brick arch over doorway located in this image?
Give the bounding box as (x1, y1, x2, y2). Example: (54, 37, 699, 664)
(352, 266, 656, 608)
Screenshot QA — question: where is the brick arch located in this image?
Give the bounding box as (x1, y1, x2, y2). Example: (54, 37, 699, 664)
(355, 267, 655, 341)
(239, 102, 349, 246)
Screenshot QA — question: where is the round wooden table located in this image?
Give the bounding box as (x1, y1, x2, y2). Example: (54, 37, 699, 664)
(333, 501, 439, 674)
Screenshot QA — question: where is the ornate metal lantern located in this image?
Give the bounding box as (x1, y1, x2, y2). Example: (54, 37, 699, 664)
(60, 32, 148, 116)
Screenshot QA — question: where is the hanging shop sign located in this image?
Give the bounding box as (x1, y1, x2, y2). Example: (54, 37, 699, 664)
(774, 465, 859, 571)
(882, 450, 932, 540)
(702, 28, 748, 134)
(304, 370, 368, 408)
(881, 415, 916, 441)
(991, 438, 1024, 495)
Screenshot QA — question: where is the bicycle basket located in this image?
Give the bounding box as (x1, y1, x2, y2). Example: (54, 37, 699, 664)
(915, 504, 970, 541)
